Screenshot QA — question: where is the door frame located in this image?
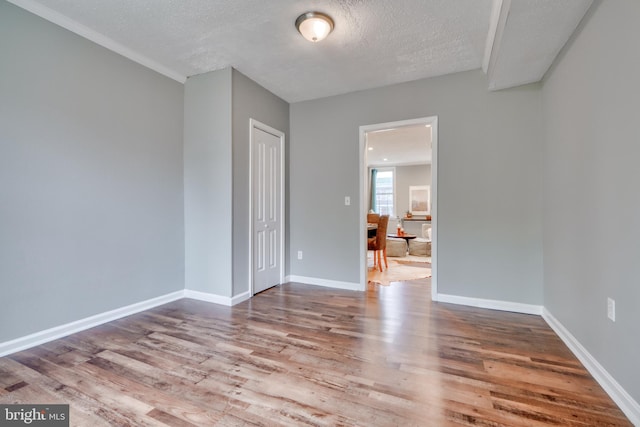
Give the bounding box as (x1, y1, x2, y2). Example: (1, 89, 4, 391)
(249, 118, 286, 296)
(358, 116, 438, 300)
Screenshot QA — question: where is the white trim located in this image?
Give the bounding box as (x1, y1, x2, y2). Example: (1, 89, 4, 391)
(249, 119, 286, 296)
(2, 281, 637, 424)
(7, 0, 186, 84)
(542, 308, 640, 425)
(184, 289, 250, 306)
(359, 116, 439, 297)
(368, 161, 430, 168)
(286, 275, 361, 292)
(484, 0, 512, 90)
(483, 0, 506, 73)
(436, 293, 543, 315)
(231, 291, 251, 305)
(183, 289, 232, 306)
(427, 118, 438, 302)
(0, 288, 257, 357)
(0, 290, 184, 357)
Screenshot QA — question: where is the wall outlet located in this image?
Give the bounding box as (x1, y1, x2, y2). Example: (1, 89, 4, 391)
(297, 250, 303, 260)
(607, 297, 616, 322)
(344, 196, 351, 206)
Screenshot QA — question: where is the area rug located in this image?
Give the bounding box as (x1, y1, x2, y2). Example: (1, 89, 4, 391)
(394, 255, 431, 265)
(368, 259, 431, 286)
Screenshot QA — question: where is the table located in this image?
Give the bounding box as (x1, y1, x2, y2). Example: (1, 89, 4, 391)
(387, 234, 416, 242)
(367, 223, 378, 238)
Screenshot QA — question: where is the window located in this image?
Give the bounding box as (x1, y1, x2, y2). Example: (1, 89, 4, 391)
(373, 168, 394, 216)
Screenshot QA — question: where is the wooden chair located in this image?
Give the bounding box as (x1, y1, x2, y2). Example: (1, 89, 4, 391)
(367, 212, 380, 240)
(368, 214, 389, 272)
(367, 213, 380, 224)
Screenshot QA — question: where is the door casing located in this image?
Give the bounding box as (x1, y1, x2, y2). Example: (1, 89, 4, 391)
(359, 116, 438, 299)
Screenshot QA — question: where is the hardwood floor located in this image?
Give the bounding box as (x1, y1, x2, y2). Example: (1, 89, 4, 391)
(0, 279, 632, 426)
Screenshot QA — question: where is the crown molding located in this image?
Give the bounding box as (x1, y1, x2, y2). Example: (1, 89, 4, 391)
(8, 0, 187, 84)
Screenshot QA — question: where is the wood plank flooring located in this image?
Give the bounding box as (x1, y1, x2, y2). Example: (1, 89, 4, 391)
(0, 279, 632, 426)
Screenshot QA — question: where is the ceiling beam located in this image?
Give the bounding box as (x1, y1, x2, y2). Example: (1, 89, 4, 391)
(482, 0, 511, 90)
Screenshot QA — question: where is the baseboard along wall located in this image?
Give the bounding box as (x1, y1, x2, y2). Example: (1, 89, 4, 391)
(435, 292, 639, 425)
(182, 289, 250, 306)
(285, 275, 362, 291)
(542, 308, 640, 425)
(0, 290, 184, 357)
(435, 293, 543, 315)
(0, 288, 250, 358)
(1, 282, 637, 425)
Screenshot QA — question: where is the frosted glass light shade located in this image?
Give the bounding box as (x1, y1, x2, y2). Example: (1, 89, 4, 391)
(295, 12, 334, 43)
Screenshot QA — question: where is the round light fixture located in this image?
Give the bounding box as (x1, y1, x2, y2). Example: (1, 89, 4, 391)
(295, 12, 334, 43)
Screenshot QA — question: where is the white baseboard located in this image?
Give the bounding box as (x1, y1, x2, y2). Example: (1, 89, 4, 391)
(436, 293, 543, 315)
(3, 282, 636, 425)
(542, 308, 640, 425)
(183, 289, 232, 305)
(286, 275, 362, 291)
(183, 289, 251, 306)
(0, 287, 252, 358)
(434, 294, 639, 423)
(0, 290, 184, 357)
(231, 290, 251, 305)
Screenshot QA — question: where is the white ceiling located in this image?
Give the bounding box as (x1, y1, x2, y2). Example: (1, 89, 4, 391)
(9, 0, 593, 103)
(366, 125, 431, 167)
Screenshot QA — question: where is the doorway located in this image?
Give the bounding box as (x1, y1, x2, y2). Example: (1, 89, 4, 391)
(250, 119, 285, 295)
(359, 116, 438, 300)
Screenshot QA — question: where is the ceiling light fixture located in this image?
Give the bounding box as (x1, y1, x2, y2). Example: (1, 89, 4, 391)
(295, 12, 334, 43)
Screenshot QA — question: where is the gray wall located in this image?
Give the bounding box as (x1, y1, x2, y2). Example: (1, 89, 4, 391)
(0, 2, 185, 341)
(542, 0, 640, 402)
(231, 69, 289, 295)
(290, 70, 543, 304)
(395, 164, 431, 217)
(184, 68, 233, 295)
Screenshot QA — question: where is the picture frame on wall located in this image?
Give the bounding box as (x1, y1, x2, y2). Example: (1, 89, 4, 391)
(409, 185, 430, 215)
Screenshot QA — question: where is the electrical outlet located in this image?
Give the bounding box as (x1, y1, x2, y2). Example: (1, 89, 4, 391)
(344, 196, 351, 206)
(607, 297, 616, 322)
(297, 251, 303, 260)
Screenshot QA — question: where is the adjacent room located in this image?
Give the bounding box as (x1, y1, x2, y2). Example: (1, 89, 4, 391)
(1, 0, 639, 425)
(365, 122, 433, 286)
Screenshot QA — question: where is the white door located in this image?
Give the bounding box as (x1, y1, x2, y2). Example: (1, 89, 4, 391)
(252, 124, 282, 294)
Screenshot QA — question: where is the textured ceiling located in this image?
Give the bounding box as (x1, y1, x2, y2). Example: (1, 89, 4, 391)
(9, 0, 593, 102)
